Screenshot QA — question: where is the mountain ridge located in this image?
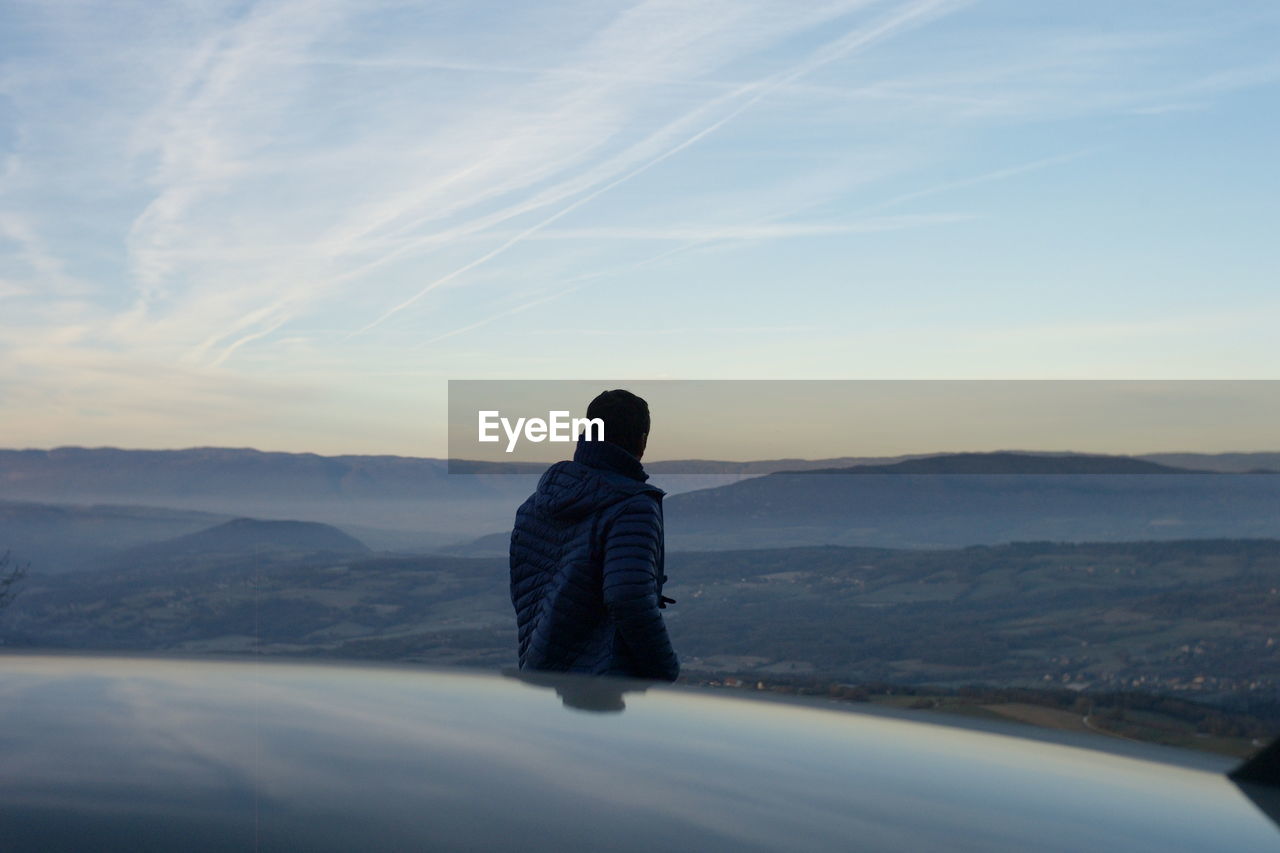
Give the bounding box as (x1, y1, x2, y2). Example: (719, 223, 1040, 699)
(109, 518, 370, 570)
(786, 452, 1209, 475)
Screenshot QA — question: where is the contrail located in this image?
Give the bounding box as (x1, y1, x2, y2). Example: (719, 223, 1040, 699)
(346, 0, 960, 339)
(416, 240, 703, 347)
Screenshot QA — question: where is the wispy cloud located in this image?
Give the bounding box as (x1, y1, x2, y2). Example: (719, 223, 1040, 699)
(340, 0, 962, 339)
(868, 151, 1099, 212)
(2, 0, 1276, 451)
(527, 214, 974, 241)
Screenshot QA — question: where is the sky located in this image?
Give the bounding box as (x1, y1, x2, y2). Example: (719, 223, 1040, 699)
(1, 0, 1277, 456)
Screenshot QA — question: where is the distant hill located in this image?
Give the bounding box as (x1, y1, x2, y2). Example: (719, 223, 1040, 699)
(663, 453, 1280, 550)
(794, 452, 1205, 475)
(4, 447, 1279, 553)
(0, 446, 530, 505)
(0, 447, 538, 546)
(0, 447, 760, 544)
(117, 519, 369, 565)
(447, 452, 1280, 552)
(1141, 452, 1280, 473)
(439, 531, 510, 558)
(0, 500, 231, 574)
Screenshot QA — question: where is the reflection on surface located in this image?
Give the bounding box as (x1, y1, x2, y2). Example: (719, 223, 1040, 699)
(0, 655, 1277, 852)
(504, 667, 650, 713)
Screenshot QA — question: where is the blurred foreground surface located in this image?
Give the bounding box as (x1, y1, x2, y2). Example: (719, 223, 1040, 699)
(1, 654, 1277, 852)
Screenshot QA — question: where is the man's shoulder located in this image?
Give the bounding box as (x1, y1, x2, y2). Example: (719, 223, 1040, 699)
(610, 486, 661, 511)
(601, 489, 662, 532)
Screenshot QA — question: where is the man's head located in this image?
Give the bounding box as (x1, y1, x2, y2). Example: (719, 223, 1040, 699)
(586, 389, 650, 460)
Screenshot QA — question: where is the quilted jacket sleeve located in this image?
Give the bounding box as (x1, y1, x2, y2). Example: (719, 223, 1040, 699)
(601, 494, 679, 681)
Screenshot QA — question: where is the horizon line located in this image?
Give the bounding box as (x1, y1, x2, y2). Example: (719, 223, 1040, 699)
(4, 445, 1280, 464)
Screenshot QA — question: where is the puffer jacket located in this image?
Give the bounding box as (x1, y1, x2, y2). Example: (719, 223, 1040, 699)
(510, 438, 679, 681)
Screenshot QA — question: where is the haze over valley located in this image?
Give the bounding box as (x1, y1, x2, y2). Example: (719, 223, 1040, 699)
(4, 446, 1279, 748)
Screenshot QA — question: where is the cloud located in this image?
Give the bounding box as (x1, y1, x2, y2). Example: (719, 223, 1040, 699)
(341, 0, 963, 338)
(2, 0, 1276, 451)
(527, 214, 973, 241)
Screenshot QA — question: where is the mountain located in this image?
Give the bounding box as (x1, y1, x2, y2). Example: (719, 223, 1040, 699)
(663, 453, 1280, 550)
(114, 519, 370, 566)
(1, 447, 471, 501)
(6, 447, 1280, 555)
(0, 501, 375, 575)
(1140, 453, 1280, 474)
(6, 448, 1277, 508)
(439, 531, 510, 558)
(0, 447, 960, 552)
(793, 452, 1204, 475)
(0, 500, 231, 574)
(0, 448, 780, 546)
(0, 447, 537, 544)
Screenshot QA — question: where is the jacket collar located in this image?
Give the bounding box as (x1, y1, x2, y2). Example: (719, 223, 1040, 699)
(573, 437, 649, 483)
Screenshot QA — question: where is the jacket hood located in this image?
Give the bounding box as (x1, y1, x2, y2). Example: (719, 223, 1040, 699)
(533, 440, 662, 522)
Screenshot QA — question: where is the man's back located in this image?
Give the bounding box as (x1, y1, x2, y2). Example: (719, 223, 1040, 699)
(509, 438, 679, 681)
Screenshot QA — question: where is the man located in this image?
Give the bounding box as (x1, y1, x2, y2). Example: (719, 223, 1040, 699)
(509, 389, 678, 681)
